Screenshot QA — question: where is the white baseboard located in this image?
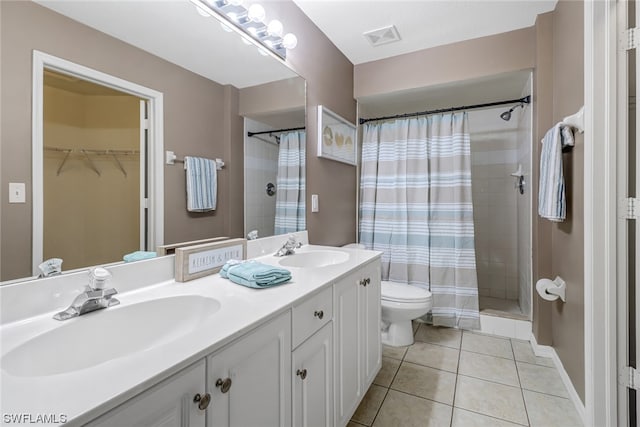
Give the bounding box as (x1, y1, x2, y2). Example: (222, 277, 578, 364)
(530, 333, 586, 425)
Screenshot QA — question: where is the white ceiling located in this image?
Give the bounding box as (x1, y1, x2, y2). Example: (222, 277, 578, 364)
(291, 0, 558, 65)
(35, 0, 297, 88)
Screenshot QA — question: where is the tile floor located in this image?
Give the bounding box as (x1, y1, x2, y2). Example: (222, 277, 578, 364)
(348, 323, 583, 427)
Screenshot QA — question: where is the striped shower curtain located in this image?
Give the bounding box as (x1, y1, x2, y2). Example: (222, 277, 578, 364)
(359, 113, 480, 329)
(274, 131, 306, 234)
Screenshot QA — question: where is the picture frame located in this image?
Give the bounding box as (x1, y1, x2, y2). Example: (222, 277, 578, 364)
(317, 105, 357, 166)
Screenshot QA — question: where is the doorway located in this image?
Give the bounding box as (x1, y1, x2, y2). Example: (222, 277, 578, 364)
(32, 51, 164, 274)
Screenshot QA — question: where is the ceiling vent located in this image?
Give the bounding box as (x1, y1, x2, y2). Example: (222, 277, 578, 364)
(363, 25, 401, 47)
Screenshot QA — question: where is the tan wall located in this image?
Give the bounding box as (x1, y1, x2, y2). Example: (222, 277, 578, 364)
(239, 77, 306, 117)
(0, 1, 241, 280)
(532, 1, 585, 402)
(43, 87, 140, 270)
(354, 27, 535, 99)
(267, 1, 358, 246)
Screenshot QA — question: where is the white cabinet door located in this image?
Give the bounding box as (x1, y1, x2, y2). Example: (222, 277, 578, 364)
(333, 269, 363, 427)
(88, 360, 206, 427)
(293, 322, 333, 427)
(360, 262, 382, 388)
(207, 311, 291, 427)
(333, 260, 382, 427)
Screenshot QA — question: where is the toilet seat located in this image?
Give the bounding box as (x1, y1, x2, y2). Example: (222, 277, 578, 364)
(381, 281, 432, 304)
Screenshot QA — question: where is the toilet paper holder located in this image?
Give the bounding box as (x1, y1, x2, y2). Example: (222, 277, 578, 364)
(536, 276, 566, 302)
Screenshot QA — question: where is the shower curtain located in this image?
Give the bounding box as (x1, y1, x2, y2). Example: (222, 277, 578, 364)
(274, 131, 306, 234)
(359, 113, 480, 329)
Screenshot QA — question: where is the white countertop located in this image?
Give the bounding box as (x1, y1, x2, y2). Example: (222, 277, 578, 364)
(0, 245, 381, 426)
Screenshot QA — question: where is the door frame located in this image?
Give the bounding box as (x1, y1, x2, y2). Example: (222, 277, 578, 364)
(31, 50, 164, 274)
(584, 0, 619, 425)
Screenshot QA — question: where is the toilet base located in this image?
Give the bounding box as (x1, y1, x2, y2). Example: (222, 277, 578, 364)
(381, 319, 415, 347)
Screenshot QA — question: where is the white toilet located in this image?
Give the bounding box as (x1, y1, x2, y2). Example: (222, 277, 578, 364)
(341, 244, 432, 347)
(381, 281, 432, 347)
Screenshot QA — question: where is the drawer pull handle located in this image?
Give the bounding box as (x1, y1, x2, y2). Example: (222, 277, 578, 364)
(314, 310, 324, 319)
(193, 393, 211, 410)
(296, 369, 308, 380)
(215, 377, 232, 393)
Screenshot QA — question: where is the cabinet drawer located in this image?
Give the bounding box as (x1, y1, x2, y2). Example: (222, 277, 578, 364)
(292, 286, 332, 348)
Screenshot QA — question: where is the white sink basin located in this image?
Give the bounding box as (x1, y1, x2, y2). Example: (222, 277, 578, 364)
(278, 250, 349, 268)
(2, 295, 221, 377)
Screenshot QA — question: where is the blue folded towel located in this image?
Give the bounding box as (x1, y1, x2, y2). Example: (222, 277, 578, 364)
(123, 251, 157, 262)
(220, 260, 291, 288)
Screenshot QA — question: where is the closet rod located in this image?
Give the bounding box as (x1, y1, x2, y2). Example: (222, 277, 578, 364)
(247, 126, 305, 137)
(358, 95, 531, 125)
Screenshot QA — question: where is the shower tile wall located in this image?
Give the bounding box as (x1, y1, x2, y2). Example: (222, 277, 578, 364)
(469, 108, 521, 305)
(244, 119, 279, 239)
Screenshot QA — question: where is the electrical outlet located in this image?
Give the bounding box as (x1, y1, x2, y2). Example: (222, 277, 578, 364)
(9, 183, 26, 203)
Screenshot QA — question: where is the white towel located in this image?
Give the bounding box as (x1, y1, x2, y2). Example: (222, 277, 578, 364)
(538, 123, 574, 222)
(185, 156, 217, 212)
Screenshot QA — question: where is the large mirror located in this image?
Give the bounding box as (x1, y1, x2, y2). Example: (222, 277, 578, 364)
(0, 0, 305, 283)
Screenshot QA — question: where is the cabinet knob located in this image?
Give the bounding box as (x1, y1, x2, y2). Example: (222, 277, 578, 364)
(296, 369, 307, 380)
(215, 377, 232, 393)
(359, 279, 368, 287)
(193, 393, 211, 410)
(314, 310, 324, 319)
(365, 277, 371, 285)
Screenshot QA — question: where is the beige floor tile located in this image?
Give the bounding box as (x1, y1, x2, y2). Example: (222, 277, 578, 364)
(404, 341, 460, 373)
(461, 331, 513, 359)
(511, 339, 555, 367)
(347, 422, 367, 427)
(372, 390, 452, 427)
(373, 357, 401, 387)
(517, 362, 568, 397)
(454, 375, 528, 425)
(414, 324, 462, 349)
(451, 408, 524, 427)
(458, 351, 519, 387)
(391, 361, 457, 405)
(382, 345, 408, 361)
(351, 385, 387, 426)
(523, 390, 582, 427)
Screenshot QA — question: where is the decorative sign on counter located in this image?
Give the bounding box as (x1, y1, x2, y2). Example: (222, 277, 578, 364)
(175, 238, 246, 282)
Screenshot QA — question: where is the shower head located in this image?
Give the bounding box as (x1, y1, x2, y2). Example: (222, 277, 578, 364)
(500, 110, 513, 121)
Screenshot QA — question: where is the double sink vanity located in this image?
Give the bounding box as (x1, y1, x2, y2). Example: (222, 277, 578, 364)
(0, 234, 382, 427)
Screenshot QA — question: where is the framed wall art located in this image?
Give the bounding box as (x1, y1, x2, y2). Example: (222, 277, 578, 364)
(317, 105, 357, 166)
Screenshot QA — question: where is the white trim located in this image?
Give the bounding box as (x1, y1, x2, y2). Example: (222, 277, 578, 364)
(530, 333, 586, 424)
(31, 51, 164, 274)
(584, 1, 618, 426)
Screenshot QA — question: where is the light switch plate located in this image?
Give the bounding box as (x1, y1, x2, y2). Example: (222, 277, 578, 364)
(9, 183, 26, 203)
(311, 194, 319, 212)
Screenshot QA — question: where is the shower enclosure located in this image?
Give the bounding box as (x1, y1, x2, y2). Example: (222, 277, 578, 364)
(468, 76, 532, 319)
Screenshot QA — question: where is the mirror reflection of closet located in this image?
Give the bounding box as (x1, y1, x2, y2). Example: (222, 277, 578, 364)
(43, 70, 145, 270)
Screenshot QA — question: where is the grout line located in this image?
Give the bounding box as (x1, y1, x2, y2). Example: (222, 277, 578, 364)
(369, 384, 390, 426)
(450, 334, 464, 427)
(456, 373, 523, 390)
(454, 407, 530, 427)
(386, 387, 454, 409)
(512, 339, 531, 427)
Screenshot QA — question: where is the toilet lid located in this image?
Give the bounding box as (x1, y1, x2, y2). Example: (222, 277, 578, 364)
(381, 281, 432, 303)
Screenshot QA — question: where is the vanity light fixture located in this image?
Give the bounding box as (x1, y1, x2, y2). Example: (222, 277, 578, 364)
(190, 0, 297, 59)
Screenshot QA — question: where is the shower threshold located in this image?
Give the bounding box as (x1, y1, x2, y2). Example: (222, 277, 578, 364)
(479, 296, 529, 321)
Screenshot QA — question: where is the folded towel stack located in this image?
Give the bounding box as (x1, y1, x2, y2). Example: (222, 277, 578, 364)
(123, 251, 157, 262)
(538, 123, 575, 222)
(220, 260, 291, 289)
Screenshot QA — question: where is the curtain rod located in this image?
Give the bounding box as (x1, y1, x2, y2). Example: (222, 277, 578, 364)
(247, 126, 305, 137)
(358, 95, 531, 125)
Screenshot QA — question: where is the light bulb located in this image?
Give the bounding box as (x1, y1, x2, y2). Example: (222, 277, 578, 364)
(267, 20, 283, 37)
(226, 0, 243, 5)
(195, 4, 210, 17)
(282, 33, 297, 50)
(247, 3, 265, 22)
(227, 11, 239, 21)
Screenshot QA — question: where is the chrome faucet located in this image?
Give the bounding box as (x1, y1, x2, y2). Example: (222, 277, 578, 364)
(53, 267, 120, 321)
(275, 235, 302, 257)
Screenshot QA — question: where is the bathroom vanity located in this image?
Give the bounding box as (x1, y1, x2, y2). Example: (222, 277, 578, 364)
(0, 243, 381, 427)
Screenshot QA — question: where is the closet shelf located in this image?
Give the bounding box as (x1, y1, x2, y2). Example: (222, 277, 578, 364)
(44, 146, 139, 177)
